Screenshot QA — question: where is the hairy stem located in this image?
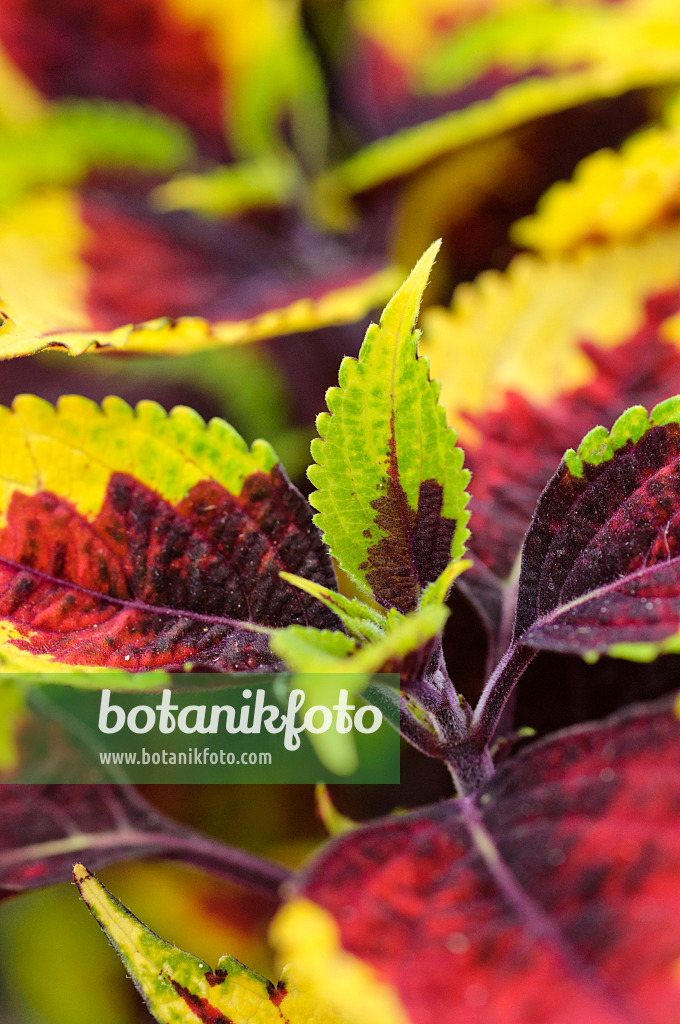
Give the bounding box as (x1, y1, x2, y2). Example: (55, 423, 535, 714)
(445, 739, 495, 798)
(399, 695, 447, 759)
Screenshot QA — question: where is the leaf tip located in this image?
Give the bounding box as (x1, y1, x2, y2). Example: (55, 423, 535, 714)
(73, 862, 90, 886)
(380, 239, 442, 337)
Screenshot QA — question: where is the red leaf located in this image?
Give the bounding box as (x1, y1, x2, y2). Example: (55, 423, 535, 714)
(0, 466, 337, 670)
(0, 0, 227, 157)
(513, 404, 680, 659)
(295, 695, 680, 1023)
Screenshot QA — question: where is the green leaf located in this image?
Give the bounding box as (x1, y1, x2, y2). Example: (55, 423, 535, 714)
(419, 557, 472, 609)
(279, 572, 386, 642)
(271, 603, 449, 675)
(308, 241, 470, 614)
(0, 99, 194, 210)
(270, 602, 448, 770)
(361, 680, 401, 733)
(151, 155, 300, 219)
(0, 678, 24, 771)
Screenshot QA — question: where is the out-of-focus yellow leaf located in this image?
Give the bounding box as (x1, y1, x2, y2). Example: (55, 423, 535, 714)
(271, 898, 410, 1024)
(422, 224, 680, 444)
(0, 189, 400, 359)
(513, 90, 680, 254)
(316, 1, 680, 206)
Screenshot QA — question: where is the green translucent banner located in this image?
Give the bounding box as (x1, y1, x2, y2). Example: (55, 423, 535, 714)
(0, 674, 401, 783)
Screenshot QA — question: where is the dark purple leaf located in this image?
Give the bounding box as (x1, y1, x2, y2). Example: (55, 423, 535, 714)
(0, 784, 288, 900)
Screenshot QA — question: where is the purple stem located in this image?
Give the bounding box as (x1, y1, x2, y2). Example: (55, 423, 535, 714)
(444, 737, 495, 796)
(158, 833, 290, 899)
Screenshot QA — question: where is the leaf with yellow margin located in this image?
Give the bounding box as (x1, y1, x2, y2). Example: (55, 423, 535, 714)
(315, 0, 680, 209)
(513, 90, 680, 255)
(421, 223, 680, 578)
(0, 188, 399, 359)
(0, 394, 339, 672)
(308, 242, 470, 613)
(74, 864, 349, 1024)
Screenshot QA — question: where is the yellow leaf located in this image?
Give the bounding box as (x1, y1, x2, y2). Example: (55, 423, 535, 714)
(421, 224, 680, 444)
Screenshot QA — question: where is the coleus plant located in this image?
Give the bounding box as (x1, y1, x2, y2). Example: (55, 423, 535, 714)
(2, 244, 680, 1021)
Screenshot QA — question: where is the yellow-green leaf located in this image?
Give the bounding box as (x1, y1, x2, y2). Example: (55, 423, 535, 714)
(74, 864, 347, 1024)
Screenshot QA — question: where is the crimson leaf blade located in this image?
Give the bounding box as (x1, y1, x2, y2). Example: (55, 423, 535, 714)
(276, 694, 680, 1024)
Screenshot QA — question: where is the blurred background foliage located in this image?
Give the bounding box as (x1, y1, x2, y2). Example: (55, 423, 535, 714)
(5, 0, 680, 1019)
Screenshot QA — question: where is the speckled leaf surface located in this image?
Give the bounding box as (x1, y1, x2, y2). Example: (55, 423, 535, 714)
(278, 694, 680, 1024)
(514, 399, 680, 660)
(0, 395, 337, 671)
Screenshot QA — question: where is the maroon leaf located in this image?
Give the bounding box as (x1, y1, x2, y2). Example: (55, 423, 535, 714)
(513, 402, 680, 659)
(294, 694, 680, 1024)
(467, 325, 680, 583)
(470, 398, 680, 750)
(79, 196, 387, 331)
(0, 784, 288, 900)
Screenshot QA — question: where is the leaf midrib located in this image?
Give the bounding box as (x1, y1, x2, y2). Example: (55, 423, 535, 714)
(0, 553, 272, 636)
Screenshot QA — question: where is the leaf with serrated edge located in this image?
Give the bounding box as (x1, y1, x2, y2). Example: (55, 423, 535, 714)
(511, 398, 680, 661)
(308, 241, 470, 614)
(0, 395, 337, 672)
(421, 223, 680, 581)
(512, 93, 680, 256)
(275, 694, 680, 1024)
(74, 863, 346, 1024)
